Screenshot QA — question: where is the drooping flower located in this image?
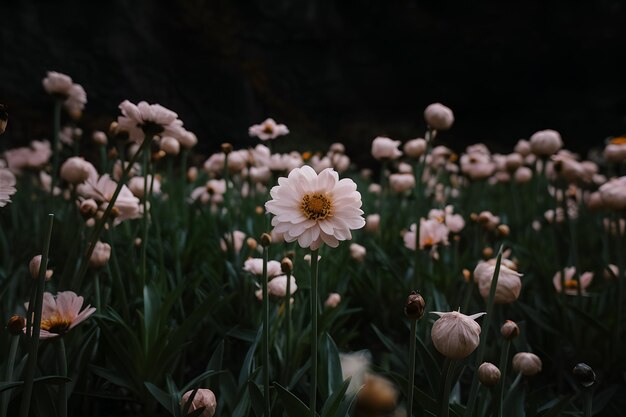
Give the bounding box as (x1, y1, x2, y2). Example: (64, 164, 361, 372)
(265, 166, 365, 250)
(0, 168, 17, 207)
(24, 291, 96, 339)
(430, 310, 486, 359)
(180, 389, 217, 417)
(512, 352, 542, 376)
(473, 260, 522, 304)
(553, 267, 593, 295)
(116, 100, 184, 143)
(248, 118, 289, 141)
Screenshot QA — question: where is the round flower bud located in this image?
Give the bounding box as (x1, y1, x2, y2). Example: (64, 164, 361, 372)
(281, 257, 293, 274)
(325, 292, 341, 308)
(350, 243, 366, 262)
(371, 137, 402, 160)
(180, 389, 217, 417)
(500, 320, 520, 340)
(512, 352, 542, 376)
(89, 241, 111, 268)
(29, 255, 53, 281)
(260, 233, 272, 247)
(424, 103, 454, 131)
(365, 214, 380, 233)
(356, 374, 397, 416)
(92, 130, 107, 146)
(6, 314, 26, 335)
(221, 143, 233, 155)
(431, 311, 486, 359)
(389, 173, 416, 193)
(160, 136, 180, 155)
(267, 275, 297, 297)
(572, 363, 595, 388)
(514, 167, 533, 183)
(473, 261, 522, 304)
(478, 362, 501, 387)
(404, 138, 427, 159)
(530, 129, 563, 156)
(79, 199, 98, 218)
(404, 291, 425, 320)
(60, 157, 94, 184)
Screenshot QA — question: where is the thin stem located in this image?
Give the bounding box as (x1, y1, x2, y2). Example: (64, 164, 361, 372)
(407, 319, 418, 417)
(94, 272, 102, 311)
(439, 359, 456, 417)
(57, 338, 68, 417)
(1, 335, 19, 417)
(141, 148, 149, 288)
(19, 213, 54, 417)
(584, 388, 592, 417)
(310, 248, 320, 417)
(495, 339, 511, 417)
(261, 245, 271, 417)
(285, 269, 292, 382)
(51, 99, 62, 193)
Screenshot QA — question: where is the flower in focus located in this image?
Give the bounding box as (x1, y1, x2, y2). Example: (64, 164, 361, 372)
(243, 258, 282, 277)
(430, 310, 486, 359)
(473, 260, 522, 304)
(553, 267, 593, 295)
(265, 166, 365, 250)
(248, 118, 289, 141)
(371, 137, 402, 160)
(424, 103, 454, 131)
(530, 129, 563, 156)
(180, 389, 217, 417)
(0, 168, 17, 207)
(24, 291, 96, 339)
(512, 352, 542, 376)
(117, 100, 184, 143)
(478, 362, 501, 386)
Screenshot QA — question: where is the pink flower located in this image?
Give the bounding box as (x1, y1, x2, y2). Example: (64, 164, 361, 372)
(530, 129, 563, 156)
(0, 168, 17, 207)
(249, 118, 289, 141)
(4, 140, 52, 172)
(325, 293, 341, 308)
(553, 267, 593, 295)
(389, 173, 415, 193)
(371, 137, 402, 160)
(24, 291, 96, 338)
(77, 174, 142, 225)
(424, 103, 454, 131)
(267, 275, 298, 297)
(243, 258, 282, 277)
(220, 231, 246, 253)
(116, 100, 184, 143)
(404, 219, 449, 251)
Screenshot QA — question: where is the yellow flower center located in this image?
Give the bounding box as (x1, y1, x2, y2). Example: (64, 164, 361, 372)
(40, 315, 72, 334)
(422, 236, 434, 247)
(610, 137, 626, 145)
(301, 193, 333, 221)
(262, 123, 274, 134)
(564, 279, 579, 289)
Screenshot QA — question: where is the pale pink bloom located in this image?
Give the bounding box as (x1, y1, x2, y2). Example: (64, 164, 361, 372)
(220, 231, 246, 253)
(92, 131, 107, 146)
(371, 137, 402, 160)
(530, 129, 563, 156)
(604, 264, 619, 280)
(180, 389, 217, 417)
(398, 162, 413, 174)
(77, 174, 142, 225)
(42, 71, 72, 96)
(24, 291, 96, 339)
(160, 136, 180, 155)
(460, 152, 495, 180)
(329, 143, 346, 154)
(128, 175, 161, 199)
(0, 168, 17, 207)
(477, 211, 500, 230)
(117, 100, 184, 143)
(350, 243, 366, 262)
(65, 83, 87, 113)
(243, 258, 282, 277)
(551, 154, 588, 183)
(178, 130, 198, 149)
(89, 241, 111, 268)
(474, 261, 522, 304)
(331, 153, 350, 173)
(4, 140, 52, 172)
(265, 166, 365, 250)
(365, 214, 380, 233)
(599, 176, 626, 210)
(514, 139, 531, 156)
(604, 142, 626, 163)
(267, 275, 298, 297)
(268, 152, 304, 172)
(303, 253, 322, 265)
(38, 172, 62, 196)
(505, 153, 524, 171)
(112, 160, 141, 181)
(430, 311, 486, 359)
(368, 183, 382, 195)
(203, 151, 247, 174)
(404, 138, 427, 158)
(389, 173, 415, 193)
(553, 267, 593, 295)
(428, 205, 464, 233)
(250, 144, 271, 166)
(404, 219, 449, 251)
(248, 118, 289, 141)
(60, 157, 97, 184)
(29, 255, 53, 281)
(325, 293, 341, 308)
(310, 155, 332, 173)
(514, 167, 533, 183)
(424, 103, 454, 131)
(249, 166, 271, 183)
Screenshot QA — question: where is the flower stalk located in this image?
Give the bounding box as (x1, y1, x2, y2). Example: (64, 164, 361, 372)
(1, 334, 19, 417)
(310, 248, 320, 417)
(57, 338, 68, 417)
(51, 99, 62, 193)
(261, 242, 271, 417)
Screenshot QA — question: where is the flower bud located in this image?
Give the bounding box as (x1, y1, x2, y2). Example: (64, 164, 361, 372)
(29, 255, 53, 281)
(60, 157, 94, 184)
(267, 275, 297, 297)
(482, 247, 494, 258)
(424, 103, 454, 131)
(473, 261, 522, 304)
(500, 320, 520, 340)
(572, 363, 595, 388)
(221, 143, 233, 155)
(530, 129, 563, 156)
(6, 314, 25, 335)
(462, 269, 471, 282)
(187, 167, 198, 183)
(246, 237, 258, 251)
(92, 130, 107, 146)
(404, 138, 427, 159)
(404, 291, 425, 320)
(180, 388, 217, 417)
(260, 233, 272, 247)
(281, 257, 293, 274)
(371, 137, 402, 160)
(365, 214, 380, 233)
(431, 311, 486, 359)
(512, 352, 542, 376)
(356, 374, 397, 415)
(89, 241, 111, 268)
(79, 199, 98, 218)
(160, 136, 180, 155)
(350, 243, 366, 262)
(478, 362, 501, 386)
(325, 292, 341, 308)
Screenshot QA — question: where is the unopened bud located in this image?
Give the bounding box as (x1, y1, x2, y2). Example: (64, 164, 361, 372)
(255, 206, 264, 215)
(92, 131, 108, 146)
(221, 143, 233, 155)
(107, 148, 119, 160)
(404, 291, 425, 320)
(29, 255, 53, 281)
(462, 269, 471, 282)
(572, 363, 595, 388)
(187, 167, 198, 183)
(501, 320, 520, 340)
(281, 257, 293, 274)
(79, 199, 98, 218)
(482, 247, 494, 258)
(260, 233, 272, 247)
(134, 238, 142, 247)
(246, 237, 258, 251)
(478, 362, 501, 386)
(497, 224, 510, 237)
(6, 315, 25, 335)
(109, 206, 121, 219)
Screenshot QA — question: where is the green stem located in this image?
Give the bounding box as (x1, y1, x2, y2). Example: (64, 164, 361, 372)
(94, 272, 101, 311)
(285, 269, 292, 383)
(1, 335, 19, 417)
(495, 339, 511, 417)
(407, 319, 418, 417)
(141, 148, 150, 288)
(310, 248, 320, 417)
(262, 245, 271, 417)
(439, 359, 456, 417)
(57, 338, 67, 417)
(584, 388, 592, 417)
(51, 99, 62, 193)
(19, 213, 54, 417)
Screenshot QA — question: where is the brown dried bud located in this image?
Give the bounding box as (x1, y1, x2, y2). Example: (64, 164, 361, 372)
(497, 224, 510, 237)
(478, 362, 501, 386)
(246, 237, 258, 251)
(404, 291, 425, 320)
(260, 233, 272, 247)
(501, 320, 520, 340)
(107, 148, 119, 160)
(152, 150, 166, 161)
(221, 143, 233, 155)
(572, 363, 595, 388)
(6, 315, 25, 335)
(462, 269, 471, 282)
(255, 206, 265, 215)
(281, 257, 293, 274)
(482, 247, 494, 258)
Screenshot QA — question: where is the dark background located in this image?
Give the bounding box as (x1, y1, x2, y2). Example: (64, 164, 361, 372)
(1, 0, 626, 165)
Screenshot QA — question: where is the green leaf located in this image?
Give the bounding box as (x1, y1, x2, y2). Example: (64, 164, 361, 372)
(206, 340, 225, 372)
(414, 329, 440, 395)
(536, 395, 572, 417)
(247, 381, 265, 417)
(181, 371, 225, 393)
(274, 382, 312, 417)
(0, 376, 72, 393)
(321, 377, 351, 417)
(145, 382, 175, 415)
(238, 326, 262, 385)
(90, 365, 134, 391)
(318, 333, 343, 401)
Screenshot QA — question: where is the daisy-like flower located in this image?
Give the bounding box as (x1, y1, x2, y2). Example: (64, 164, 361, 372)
(42, 72, 87, 115)
(0, 168, 17, 207)
(249, 118, 289, 141)
(24, 291, 96, 339)
(265, 166, 365, 250)
(116, 100, 184, 143)
(77, 174, 142, 225)
(553, 267, 593, 295)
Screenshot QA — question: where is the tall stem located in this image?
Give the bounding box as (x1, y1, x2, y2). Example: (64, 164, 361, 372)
(1, 336, 19, 417)
(19, 213, 54, 417)
(261, 245, 271, 417)
(584, 388, 592, 417)
(439, 359, 456, 417)
(407, 319, 417, 417)
(51, 99, 62, 193)
(141, 149, 150, 288)
(495, 339, 511, 417)
(310, 248, 320, 417)
(57, 338, 68, 417)
(285, 269, 292, 381)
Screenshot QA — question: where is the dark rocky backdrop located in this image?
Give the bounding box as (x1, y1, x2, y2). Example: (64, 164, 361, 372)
(1, 0, 626, 165)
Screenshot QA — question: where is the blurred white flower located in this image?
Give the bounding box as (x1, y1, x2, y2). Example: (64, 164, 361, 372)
(371, 137, 402, 160)
(117, 100, 184, 143)
(249, 118, 289, 141)
(424, 103, 454, 131)
(0, 168, 17, 207)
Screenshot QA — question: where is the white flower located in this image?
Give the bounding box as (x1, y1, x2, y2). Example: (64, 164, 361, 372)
(430, 311, 486, 359)
(265, 166, 365, 250)
(249, 118, 289, 141)
(0, 168, 17, 207)
(116, 100, 184, 143)
(371, 137, 402, 160)
(243, 259, 282, 278)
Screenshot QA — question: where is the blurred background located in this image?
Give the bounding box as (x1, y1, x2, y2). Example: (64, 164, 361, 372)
(1, 0, 626, 166)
